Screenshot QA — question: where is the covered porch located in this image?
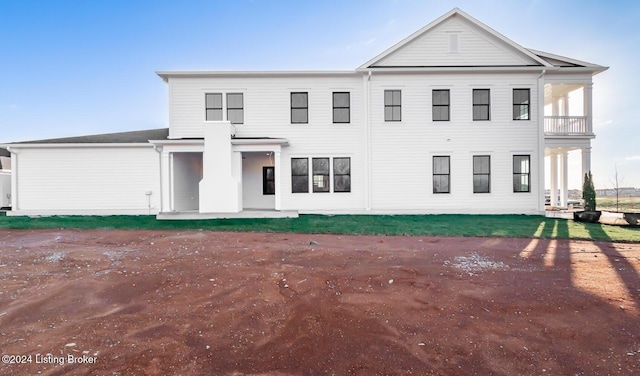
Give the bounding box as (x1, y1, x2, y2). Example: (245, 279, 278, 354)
(544, 80, 594, 208)
(150, 122, 292, 219)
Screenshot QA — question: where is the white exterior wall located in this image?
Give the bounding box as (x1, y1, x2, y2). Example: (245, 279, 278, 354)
(368, 72, 541, 214)
(0, 171, 10, 208)
(172, 152, 202, 211)
(242, 153, 275, 210)
(11, 146, 160, 215)
(168, 75, 367, 212)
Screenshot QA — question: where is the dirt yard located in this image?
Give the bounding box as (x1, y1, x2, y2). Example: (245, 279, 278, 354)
(0, 229, 638, 375)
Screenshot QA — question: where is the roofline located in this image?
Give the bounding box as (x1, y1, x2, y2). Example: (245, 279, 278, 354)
(358, 7, 552, 69)
(156, 70, 360, 82)
(357, 66, 558, 73)
(528, 48, 609, 75)
(0, 143, 155, 151)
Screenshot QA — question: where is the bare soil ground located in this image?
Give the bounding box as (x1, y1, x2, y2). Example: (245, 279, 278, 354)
(0, 229, 639, 375)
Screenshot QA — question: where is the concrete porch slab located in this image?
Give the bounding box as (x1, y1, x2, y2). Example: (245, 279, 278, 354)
(157, 209, 298, 220)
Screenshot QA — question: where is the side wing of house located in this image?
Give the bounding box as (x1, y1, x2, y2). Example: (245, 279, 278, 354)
(2, 131, 164, 216)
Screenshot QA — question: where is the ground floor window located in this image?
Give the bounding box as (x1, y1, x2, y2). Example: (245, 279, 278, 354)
(333, 157, 351, 192)
(263, 167, 275, 195)
(473, 155, 490, 193)
(291, 158, 309, 193)
(433, 156, 450, 193)
(513, 155, 531, 192)
(312, 158, 330, 192)
(291, 156, 351, 193)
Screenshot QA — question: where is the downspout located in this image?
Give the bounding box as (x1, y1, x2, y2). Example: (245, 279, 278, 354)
(365, 70, 372, 210)
(152, 144, 164, 214)
(537, 69, 546, 214)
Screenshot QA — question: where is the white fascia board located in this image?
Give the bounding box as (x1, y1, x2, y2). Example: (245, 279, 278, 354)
(156, 70, 360, 82)
(231, 138, 290, 146)
(1, 143, 154, 151)
(357, 66, 558, 74)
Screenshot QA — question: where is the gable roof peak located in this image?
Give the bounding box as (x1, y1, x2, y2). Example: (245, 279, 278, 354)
(358, 7, 552, 70)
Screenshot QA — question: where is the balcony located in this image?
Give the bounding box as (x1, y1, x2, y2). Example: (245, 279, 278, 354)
(544, 116, 593, 137)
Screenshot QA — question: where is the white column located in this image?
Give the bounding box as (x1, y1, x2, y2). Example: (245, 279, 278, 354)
(559, 151, 568, 207)
(160, 150, 171, 212)
(581, 146, 591, 178)
(584, 83, 593, 134)
(274, 151, 282, 211)
(549, 153, 558, 207)
(552, 96, 561, 116)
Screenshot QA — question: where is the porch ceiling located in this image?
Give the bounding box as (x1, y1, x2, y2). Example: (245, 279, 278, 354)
(544, 83, 583, 105)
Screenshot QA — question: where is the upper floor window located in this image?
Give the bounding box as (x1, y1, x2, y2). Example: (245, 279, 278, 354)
(227, 93, 244, 124)
(473, 155, 491, 193)
(333, 92, 350, 123)
(473, 89, 490, 121)
(333, 157, 351, 192)
(513, 155, 531, 192)
(291, 92, 308, 124)
(513, 89, 530, 120)
(433, 156, 450, 194)
(205, 93, 244, 124)
(205, 93, 223, 121)
(384, 90, 401, 122)
(432, 89, 450, 121)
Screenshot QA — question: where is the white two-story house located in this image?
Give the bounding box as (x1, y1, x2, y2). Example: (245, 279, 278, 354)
(1, 8, 607, 218)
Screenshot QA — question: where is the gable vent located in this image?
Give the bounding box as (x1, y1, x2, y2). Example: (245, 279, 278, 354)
(449, 33, 459, 53)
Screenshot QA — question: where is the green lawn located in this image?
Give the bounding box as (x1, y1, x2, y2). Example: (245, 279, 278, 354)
(596, 196, 640, 212)
(0, 214, 638, 242)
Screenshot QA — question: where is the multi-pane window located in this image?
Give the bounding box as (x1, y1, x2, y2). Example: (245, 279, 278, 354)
(473, 156, 491, 193)
(433, 156, 450, 194)
(205, 93, 223, 121)
(472, 89, 490, 121)
(384, 90, 401, 121)
(333, 158, 351, 192)
(333, 92, 350, 123)
(227, 93, 244, 124)
(205, 93, 243, 124)
(291, 158, 309, 193)
(312, 158, 330, 192)
(513, 155, 531, 192)
(291, 92, 308, 124)
(513, 89, 530, 120)
(263, 167, 275, 195)
(432, 89, 450, 121)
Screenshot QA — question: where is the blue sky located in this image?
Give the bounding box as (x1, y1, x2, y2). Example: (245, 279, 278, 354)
(1, 0, 638, 189)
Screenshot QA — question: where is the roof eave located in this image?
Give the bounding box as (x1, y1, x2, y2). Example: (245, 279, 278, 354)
(156, 70, 360, 82)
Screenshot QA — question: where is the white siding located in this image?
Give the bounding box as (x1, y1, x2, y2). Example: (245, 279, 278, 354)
(14, 146, 160, 215)
(374, 16, 538, 67)
(368, 72, 540, 214)
(168, 74, 368, 212)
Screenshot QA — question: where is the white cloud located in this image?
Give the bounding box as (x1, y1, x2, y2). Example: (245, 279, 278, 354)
(625, 155, 640, 161)
(594, 119, 612, 127)
(365, 38, 376, 46)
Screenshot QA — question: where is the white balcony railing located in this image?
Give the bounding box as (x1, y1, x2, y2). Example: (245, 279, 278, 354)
(544, 116, 591, 136)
